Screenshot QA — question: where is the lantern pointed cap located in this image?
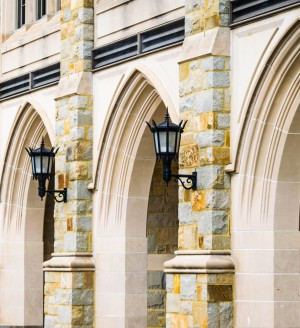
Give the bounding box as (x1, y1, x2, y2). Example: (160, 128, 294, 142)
(165, 107, 170, 122)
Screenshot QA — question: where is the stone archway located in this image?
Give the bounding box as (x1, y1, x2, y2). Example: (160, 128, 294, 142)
(233, 20, 300, 327)
(93, 68, 179, 327)
(0, 100, 55, 326)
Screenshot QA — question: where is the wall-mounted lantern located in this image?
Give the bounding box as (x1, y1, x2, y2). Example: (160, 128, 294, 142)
(26, 138, 67, 202)
(146, 108, 197, 190)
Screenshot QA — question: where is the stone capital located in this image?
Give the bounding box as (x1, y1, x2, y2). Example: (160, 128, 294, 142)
(43, 252, 95, 272)
(164, 250, 235, 273)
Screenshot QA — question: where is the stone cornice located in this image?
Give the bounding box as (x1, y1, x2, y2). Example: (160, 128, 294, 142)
(164, 250, 235, 274)
(43, 252, 95, 272)
(178, 27, 230, 64)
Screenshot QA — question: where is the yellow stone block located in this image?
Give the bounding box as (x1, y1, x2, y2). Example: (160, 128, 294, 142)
(225, 130, 230, 147)
(61, 0, 71, 10)
(174, 274, 180, 294)
(210, 147, 230, 165)
(183, 144, 200, 168)
(193, 302, 208, 328)
(172, 314, 188, 328)
(180, 63, 190, 81)
(192, 191, 206, 211)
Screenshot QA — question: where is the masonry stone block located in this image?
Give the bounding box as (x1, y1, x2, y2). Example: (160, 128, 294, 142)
(178, 203, 193, 224)
(78, 7, 93, 23)
(207, 302, 219, 327)
(58, 305, 72, 324)
(196, 130, 224, 148)
(194, 89, 223, 113)
(198, 210, 228, 234)
(148, 271, 165, 290)
(206, 190, 230, 209)
(72, 289, 93, 305)
(64, 231, 89, 251)
(205, 71, 230, 88)
(185, 0, 201, 12)
(166, 293, 180, 313)
(220, 302, 233, 328)
(202, 56, 225, 71)
(180, 301, 192, 314)
(196, 165, 224, 189)
(218, 113, 230, 129)
(84, 305, 93, 324)
(179, 95, 194, 112)
(166, 274, 174, 293)
(180, 275, 196, 300)
(70, 126, 85, 140)
(148, 291, 165, 309)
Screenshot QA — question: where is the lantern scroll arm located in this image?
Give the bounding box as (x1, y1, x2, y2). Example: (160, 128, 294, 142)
(45, 188, 68, 203)
(172, 172, 197, 191)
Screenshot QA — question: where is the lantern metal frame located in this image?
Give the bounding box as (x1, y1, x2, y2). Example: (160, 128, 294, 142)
(146, 109, 197, 190)
(26, 138, 68, 203)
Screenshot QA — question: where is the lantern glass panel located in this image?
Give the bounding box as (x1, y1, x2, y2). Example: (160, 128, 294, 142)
(154, 130, 177, 154)
(33, 155, 52, 175)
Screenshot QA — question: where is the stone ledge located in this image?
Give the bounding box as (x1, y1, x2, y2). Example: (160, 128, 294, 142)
(164, 250, 235, 273)
(43, 252, 95, 272)
(178, 27, 230, 64)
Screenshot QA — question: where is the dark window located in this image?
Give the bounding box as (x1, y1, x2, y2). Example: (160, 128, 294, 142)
(17, 0, 26, 28)
(56, 0, 61, 11)
(37, 0, 47, 19)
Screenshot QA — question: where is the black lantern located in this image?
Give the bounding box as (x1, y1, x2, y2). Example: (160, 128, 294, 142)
(26, 138, 67, 202)
(146, 108, 197, 190)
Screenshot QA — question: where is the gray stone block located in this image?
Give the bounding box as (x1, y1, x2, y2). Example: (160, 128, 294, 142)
(218, 114, 230, 129)
(147, 271, 165, 290)
(178, 203, 192, 224)
(196, 165, 224, 189)
(205, 72, 230, 88)
(180, 274, 196, 300)
(202, 57, 224, 71)
(179, 95, 194, 112)
(194, 89, 223, 113)
(198, 211, 228, 234)
(196, 130, 224, 148)
(147, 291, 165, 309)
(72, 290, 93, 306)
(220, 302, 233, 328)
(166, 274, 174, 293)
(208, 303, 219, 327)
(180, 301, 192, 314)
(206, 190, 230, 209)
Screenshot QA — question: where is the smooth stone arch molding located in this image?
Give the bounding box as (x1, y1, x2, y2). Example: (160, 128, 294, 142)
(230, 19, 300, 327)
(0, 99, 55, 326)
(92, 66, 178, 327)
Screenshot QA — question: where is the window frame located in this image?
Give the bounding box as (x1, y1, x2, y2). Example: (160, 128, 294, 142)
(17, 0, 26, 28)
(37, 0, 47, 20)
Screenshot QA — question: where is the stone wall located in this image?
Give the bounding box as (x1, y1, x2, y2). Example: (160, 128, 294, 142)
(147, 161, 179, 328)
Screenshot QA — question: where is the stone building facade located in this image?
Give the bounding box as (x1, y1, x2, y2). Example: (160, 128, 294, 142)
(0, 0, 299, 327)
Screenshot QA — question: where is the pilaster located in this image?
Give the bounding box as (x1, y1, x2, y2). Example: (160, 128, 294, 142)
(43, 0, 95, 327)
(165, 1, 234, 327)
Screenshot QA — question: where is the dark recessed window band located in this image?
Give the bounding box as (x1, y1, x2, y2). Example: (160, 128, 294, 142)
(92, 18, 185, 70)
(230, 0, 300, 26)
(0, 63, 60, 101)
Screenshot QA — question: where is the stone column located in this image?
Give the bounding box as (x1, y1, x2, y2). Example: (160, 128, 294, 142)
(165, 1, 235, 327)
(43, 0, 95, 327)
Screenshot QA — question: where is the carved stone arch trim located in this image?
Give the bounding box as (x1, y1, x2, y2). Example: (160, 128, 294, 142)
(234, 19, 300, 174)
(0, 98, 55, 231)
(232, 19, 300, 223)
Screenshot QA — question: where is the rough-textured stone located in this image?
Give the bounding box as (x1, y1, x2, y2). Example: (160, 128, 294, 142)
(194, 89, 223, 113)
(205, 72, 230, 88)
(196, 165, 224, 189)
(196, 130, 224, 148)
(202, 56, 225, 71)
(220, 302, 233, 328)
(147, 291, 165, 309)
(178, 203, 193, 224)
(180, 275, 196, 300)
(148, 271, 165, 290)
(208, 302, 219, 327)
(206, 190, 230, 209)
(166, 274, 174, 293)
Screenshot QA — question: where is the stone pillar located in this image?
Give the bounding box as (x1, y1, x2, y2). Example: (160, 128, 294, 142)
(165, 1, 235, 327)
(43, 0, 95, 327)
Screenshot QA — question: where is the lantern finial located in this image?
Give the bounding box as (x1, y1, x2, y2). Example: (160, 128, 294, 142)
(165, 108, 170, 122)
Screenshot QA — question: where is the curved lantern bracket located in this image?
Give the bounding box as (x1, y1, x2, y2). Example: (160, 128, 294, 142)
(46, 188, 68, 203)
(172, 172, 197, 191)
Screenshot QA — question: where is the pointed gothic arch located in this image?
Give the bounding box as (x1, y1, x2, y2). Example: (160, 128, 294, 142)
(232, 20, 300, 327)
(0, 99, 55, 326)
(93, 67, 178, 327)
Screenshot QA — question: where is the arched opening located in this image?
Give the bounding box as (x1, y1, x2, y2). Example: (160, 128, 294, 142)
(146, 160, 178, 327)
(93, 69, 179, 327)
(0, 102, 55, 326)
(233, 21, 300, 327)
